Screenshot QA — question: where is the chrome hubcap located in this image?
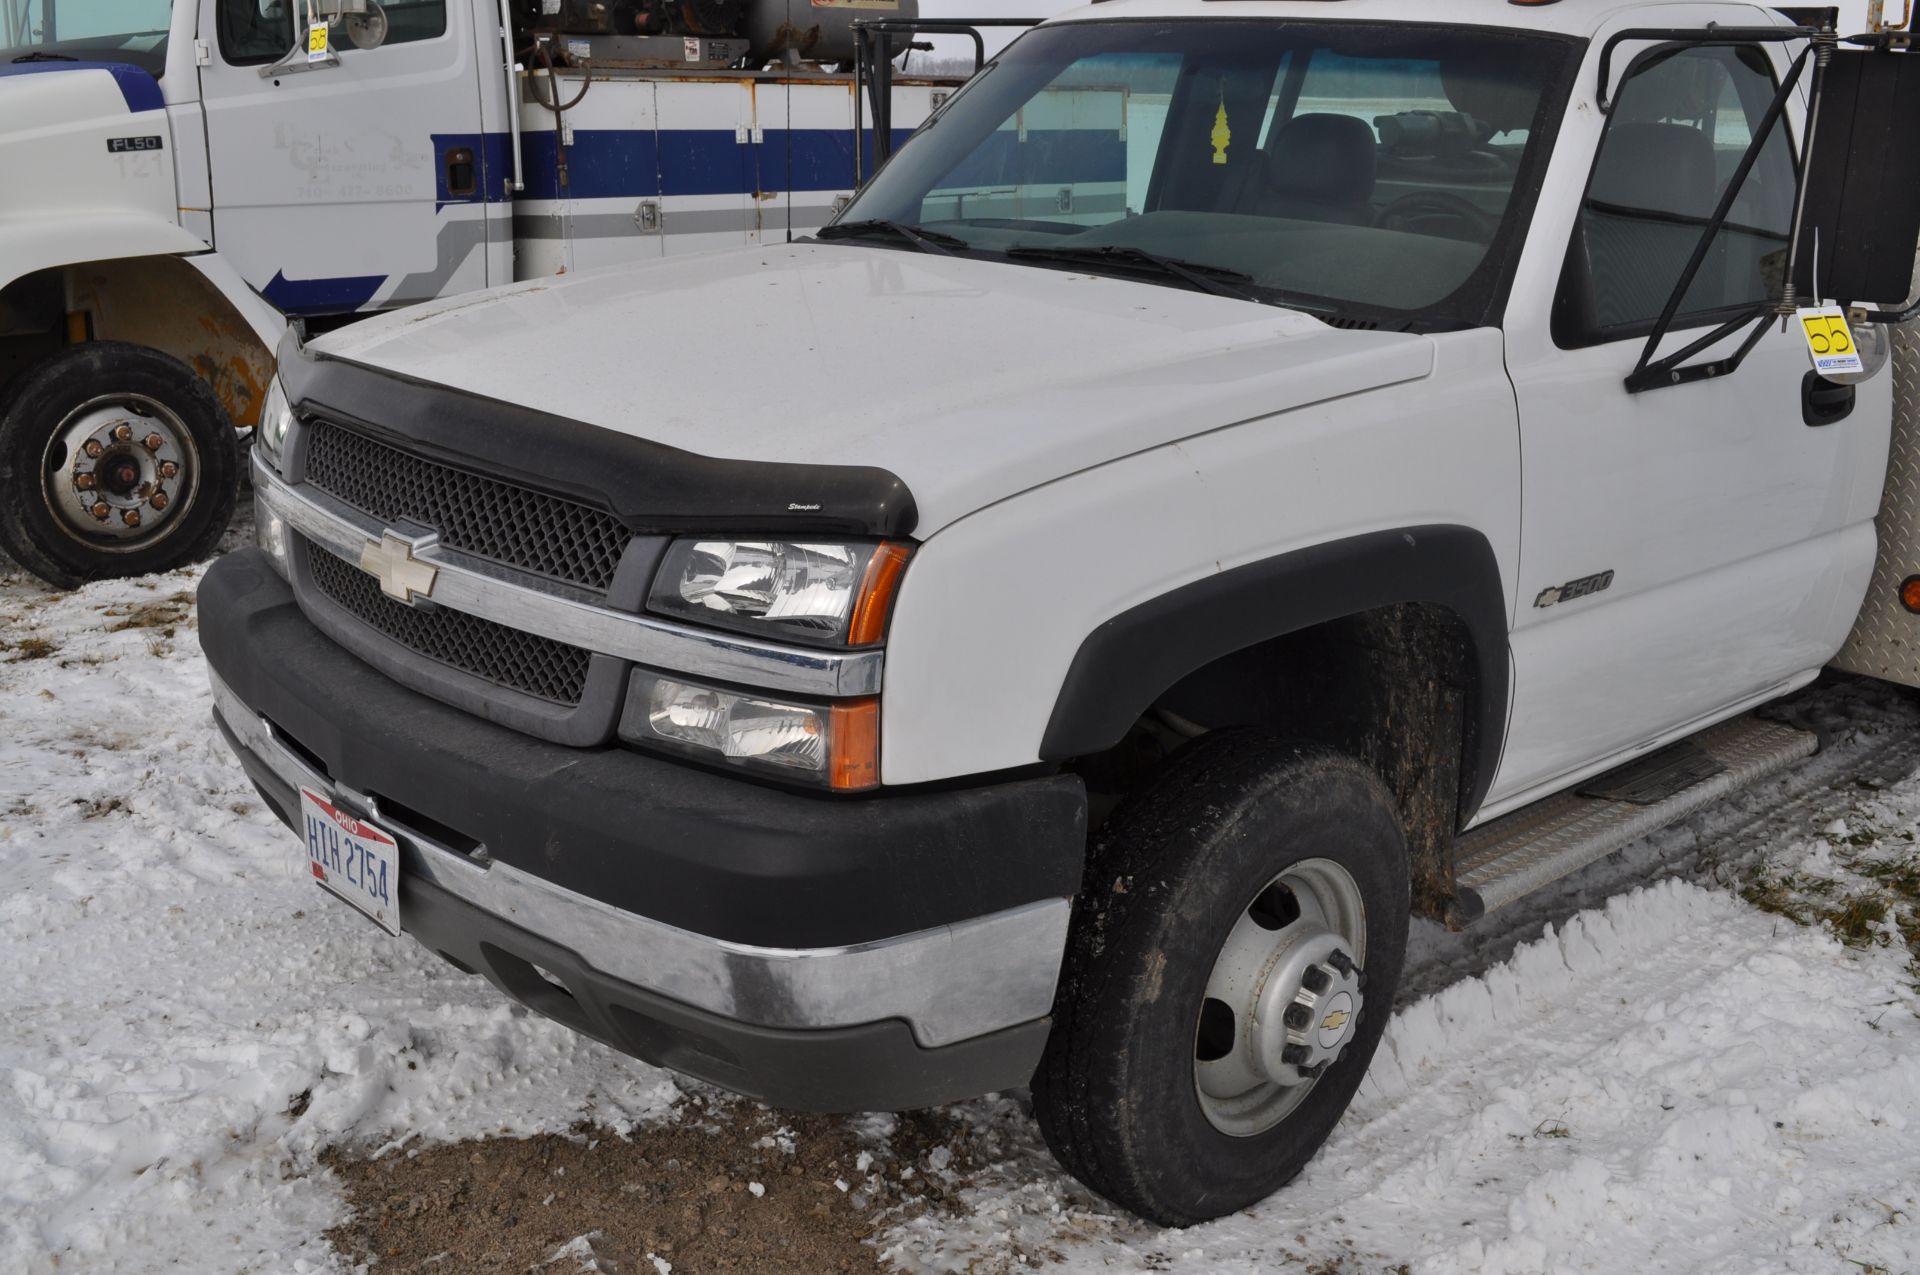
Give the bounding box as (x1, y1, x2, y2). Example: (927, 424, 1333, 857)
(1193, 858, 1367, 1137)
(40, 394, 197, 550)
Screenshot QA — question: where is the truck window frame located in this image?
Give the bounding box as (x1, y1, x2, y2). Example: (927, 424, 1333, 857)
(1551, 39, 1801, 350)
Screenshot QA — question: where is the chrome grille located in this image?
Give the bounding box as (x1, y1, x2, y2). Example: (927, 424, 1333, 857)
(306, 541, 593, 706)
(303, 419, 630, 593)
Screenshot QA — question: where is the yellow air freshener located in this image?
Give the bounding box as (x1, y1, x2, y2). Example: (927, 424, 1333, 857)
(1211, 100, 1232, 165)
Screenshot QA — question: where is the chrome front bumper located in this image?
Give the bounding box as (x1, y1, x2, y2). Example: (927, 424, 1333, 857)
(211, 671, 1069, 1050)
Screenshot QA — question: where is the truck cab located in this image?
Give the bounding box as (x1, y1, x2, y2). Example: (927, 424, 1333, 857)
(199, 0, 1920, 1227)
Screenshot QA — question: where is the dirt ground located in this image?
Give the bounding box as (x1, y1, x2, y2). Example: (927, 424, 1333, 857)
(323, 1096, 996, 1274)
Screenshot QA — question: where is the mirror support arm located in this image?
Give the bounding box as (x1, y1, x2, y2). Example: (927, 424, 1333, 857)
(1775, 28, 1840, 317)
(852, 17, 1039, 184)
(1623, 35, 1819, 393)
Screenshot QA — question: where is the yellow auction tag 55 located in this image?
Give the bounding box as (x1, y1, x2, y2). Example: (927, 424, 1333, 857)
(1798, 306, 1864, 377)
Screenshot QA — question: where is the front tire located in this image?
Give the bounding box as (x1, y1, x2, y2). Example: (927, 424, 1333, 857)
(0, 341, 239, 588)
(1032, 734, 1409, 1226)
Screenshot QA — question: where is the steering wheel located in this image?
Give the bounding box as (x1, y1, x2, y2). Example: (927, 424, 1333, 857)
(1374, 191, 1496, 242)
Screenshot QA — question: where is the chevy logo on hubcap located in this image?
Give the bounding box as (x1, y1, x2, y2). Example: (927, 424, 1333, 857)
(360, 530, 438, 605)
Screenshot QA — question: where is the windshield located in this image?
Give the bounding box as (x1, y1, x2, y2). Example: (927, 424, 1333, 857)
(2, 0, 172, 74)
(836, 21, 1577, 327)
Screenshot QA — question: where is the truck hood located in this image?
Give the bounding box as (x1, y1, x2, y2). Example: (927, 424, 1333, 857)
(315, 244, 1434, 534)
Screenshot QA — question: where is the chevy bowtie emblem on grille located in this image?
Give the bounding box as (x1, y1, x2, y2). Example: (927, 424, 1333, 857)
(360, 530, 439, 605)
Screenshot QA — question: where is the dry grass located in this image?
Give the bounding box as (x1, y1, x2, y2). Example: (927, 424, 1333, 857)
(1738, 817, 1920, 984)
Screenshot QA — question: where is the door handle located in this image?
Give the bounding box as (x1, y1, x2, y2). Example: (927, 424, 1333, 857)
(445, 147, 477, 199)
(1802, 371, 1855, 427)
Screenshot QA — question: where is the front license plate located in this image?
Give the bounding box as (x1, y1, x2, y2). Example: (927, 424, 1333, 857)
(300, 788, 401, 936)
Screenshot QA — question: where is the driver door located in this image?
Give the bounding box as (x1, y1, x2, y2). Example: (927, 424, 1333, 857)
(1493, 10, 1889, 810)
(196, 0, 507, 315)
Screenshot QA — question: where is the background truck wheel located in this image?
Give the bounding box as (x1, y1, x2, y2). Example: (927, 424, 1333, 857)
(1032, 734, 1409, 1226)
(0, 341, 240, 589)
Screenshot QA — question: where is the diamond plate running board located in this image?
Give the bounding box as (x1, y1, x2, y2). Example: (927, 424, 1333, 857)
(1454, 716, 1817, 921)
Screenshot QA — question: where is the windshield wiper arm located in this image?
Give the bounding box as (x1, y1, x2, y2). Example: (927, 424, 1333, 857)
(12, 51, 77, 62)
(813, 220, 963, 256)
(1004, 245, 1259, 302)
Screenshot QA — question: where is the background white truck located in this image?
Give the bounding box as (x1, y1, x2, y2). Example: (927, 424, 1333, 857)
(0, 0, 956, 586)
(203, 0, 1920, 1232)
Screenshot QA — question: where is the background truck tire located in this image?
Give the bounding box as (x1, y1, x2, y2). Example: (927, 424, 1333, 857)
(0, 342, 240, 589)
(1032, 734, 1409, 1226)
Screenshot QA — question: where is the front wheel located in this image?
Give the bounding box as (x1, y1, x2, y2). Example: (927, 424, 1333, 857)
(0, 341, 240, 588)
(1032, 734, 1409, 1226)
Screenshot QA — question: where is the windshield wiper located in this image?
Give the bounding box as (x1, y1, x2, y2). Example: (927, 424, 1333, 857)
(1004, 244, 1260, 302)
(813, 220, 964, 256)
(12, 51, 77, 62)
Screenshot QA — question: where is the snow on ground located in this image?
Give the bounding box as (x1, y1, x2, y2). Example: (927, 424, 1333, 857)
(0, 521, 682, 1274)
(2, 522, 1917, 1274)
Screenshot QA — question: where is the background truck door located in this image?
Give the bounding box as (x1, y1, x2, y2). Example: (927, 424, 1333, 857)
(1493, 14, 1891, 810)
(196, 0, 507, 315)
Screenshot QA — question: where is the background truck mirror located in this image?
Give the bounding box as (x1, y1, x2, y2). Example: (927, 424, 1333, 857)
(1794, 48, 1920, 306)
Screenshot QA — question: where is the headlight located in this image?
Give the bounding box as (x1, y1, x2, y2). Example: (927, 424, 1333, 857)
(647, 539, 910, 647)
(620, 672, 879, 790)
(255, 377, 293, 470)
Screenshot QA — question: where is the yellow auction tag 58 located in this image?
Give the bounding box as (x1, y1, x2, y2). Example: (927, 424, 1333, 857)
(307, 21, 330, 63)
(1798, 306, 1864, 377)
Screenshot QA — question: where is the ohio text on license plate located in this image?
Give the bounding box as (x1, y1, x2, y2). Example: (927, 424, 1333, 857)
(300, 788, 401, 935)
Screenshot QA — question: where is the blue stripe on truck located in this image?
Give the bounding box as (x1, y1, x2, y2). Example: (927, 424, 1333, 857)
(0, 60, 164, 112)
(262, 270, 385, 315)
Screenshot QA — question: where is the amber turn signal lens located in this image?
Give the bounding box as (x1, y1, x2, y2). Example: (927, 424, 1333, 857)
(1900, 575, 1920, 614)
(848, 543, 912, 646)
(829, 698, 881, 791)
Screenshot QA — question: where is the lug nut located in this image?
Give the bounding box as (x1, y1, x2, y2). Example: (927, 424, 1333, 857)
(150, 491, 169, 511)
(112, 423, 133, 442)
(1303, 1060, 1329, 1079)
(144, 433, 164, 452)
(90, 502, 110, 520)
(122, 509, 141, 528)
(158, 461, 179, 479)
(1281, 1043, 1310, 1067)
(74, 473, 95, 491)
(1283, 1003, 1312, 1031)
(1328, 950, 1355, 976)
(1302, 966, 1332, 995)
(83, 440, 104, 459)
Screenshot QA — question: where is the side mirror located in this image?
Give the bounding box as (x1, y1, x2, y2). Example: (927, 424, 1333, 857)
(1794, 48, 1920, 307)
(314, 0, 389, 48)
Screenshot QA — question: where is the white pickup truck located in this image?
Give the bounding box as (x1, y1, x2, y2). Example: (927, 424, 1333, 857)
(201, 0, 1920, 1225)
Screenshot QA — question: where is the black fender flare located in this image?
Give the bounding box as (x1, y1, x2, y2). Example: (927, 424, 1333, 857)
(1038, 525, 1511, 823)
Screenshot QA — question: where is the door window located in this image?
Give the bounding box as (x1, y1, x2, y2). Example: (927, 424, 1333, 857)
(1556, 44, 1797, 345)
(217, 0, 446, 66)
(217, 0, 289, 64)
